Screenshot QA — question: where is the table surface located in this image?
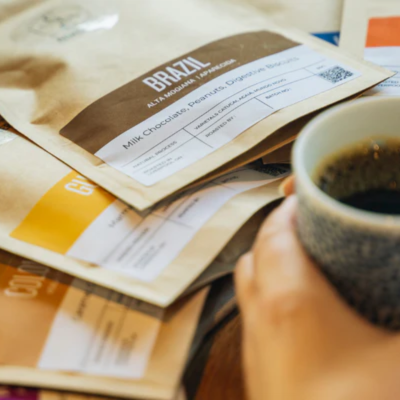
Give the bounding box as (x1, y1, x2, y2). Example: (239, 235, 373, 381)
(196, 314, 244, 400)
(184, 311, 245, 400)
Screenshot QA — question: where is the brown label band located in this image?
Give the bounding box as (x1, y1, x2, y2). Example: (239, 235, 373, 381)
(61, 31, 298, 153)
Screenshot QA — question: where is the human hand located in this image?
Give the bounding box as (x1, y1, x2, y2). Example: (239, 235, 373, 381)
(235, 177, 400, 400)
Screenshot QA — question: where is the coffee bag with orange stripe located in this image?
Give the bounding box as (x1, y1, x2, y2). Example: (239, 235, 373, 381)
(0, 247, 207, 399)
(341, 0, 400, 96)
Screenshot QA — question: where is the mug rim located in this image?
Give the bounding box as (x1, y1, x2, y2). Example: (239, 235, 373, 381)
(293, 96, 400, 228)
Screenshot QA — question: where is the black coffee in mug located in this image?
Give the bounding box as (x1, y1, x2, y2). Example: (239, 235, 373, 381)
(315, 138, 400, 215)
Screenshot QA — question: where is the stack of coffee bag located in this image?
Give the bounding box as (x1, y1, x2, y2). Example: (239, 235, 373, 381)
(0, 0, 392, 398)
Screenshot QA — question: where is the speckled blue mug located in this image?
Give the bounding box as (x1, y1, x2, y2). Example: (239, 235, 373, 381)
(293, 97, 400, 330)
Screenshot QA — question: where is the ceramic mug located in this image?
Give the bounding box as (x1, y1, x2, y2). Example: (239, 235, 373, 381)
(293, 97, 400, 330)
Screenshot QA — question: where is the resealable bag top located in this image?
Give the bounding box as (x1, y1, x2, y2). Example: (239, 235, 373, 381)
(0, 121, 286, 306)
(0, 0, 391, 210)
(0, 248, 208, 400)
(341, 0, 400, 96)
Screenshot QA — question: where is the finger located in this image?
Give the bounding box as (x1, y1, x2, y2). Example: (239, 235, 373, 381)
(278, 175, 295, 197)
(253, 195, 344, 302)
(235, 252, 256, 312)
(253, 194, 297, 249)
(249, 196, 387, 356)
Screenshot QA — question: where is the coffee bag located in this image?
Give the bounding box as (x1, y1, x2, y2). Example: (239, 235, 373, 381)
(341, 0, 400, 96)
(0, 0, 390, 210)
(0, 121, 286, 306)
(0, 249, 207, 399)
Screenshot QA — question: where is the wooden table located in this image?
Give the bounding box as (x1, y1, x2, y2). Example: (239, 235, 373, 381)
(185, 311, 245, 400)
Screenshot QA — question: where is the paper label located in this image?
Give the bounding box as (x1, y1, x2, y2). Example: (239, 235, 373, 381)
(95, 45, 359, 185)
(0, 252, 162, 379)
(60, 32, 360, 186)
(364, 16, 400, 96)
(12, 165, 289, 282)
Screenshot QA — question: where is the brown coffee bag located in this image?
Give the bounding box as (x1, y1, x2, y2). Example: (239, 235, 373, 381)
(0, 0, 390, 210)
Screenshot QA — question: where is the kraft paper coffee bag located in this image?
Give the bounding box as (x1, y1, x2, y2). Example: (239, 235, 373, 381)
(0, 0, 390, 210)
(0, 121, 287, 306)
(0, 249, 207, 400)
(341, 0, 400, 96)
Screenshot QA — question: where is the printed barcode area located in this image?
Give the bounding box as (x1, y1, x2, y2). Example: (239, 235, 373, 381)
(318, 66, 353, 84)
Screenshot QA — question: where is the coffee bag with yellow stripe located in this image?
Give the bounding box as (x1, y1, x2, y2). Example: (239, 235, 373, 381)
(0, 120, 287, 306)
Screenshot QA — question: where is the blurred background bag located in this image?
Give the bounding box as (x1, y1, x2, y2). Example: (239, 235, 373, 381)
(341, 0, 400, 96)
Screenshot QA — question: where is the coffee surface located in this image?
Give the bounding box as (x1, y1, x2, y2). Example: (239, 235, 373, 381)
(316, 138, 400, 215)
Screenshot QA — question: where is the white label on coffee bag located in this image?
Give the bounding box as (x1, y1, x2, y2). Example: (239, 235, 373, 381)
(38, 278, 162, 378)
(95, 45, 360, 185)
(364, 48, 400, 96)
(66, 166, 288, 281)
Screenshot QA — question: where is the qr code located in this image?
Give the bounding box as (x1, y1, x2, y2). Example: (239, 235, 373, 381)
(318, 66, 353, 84)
